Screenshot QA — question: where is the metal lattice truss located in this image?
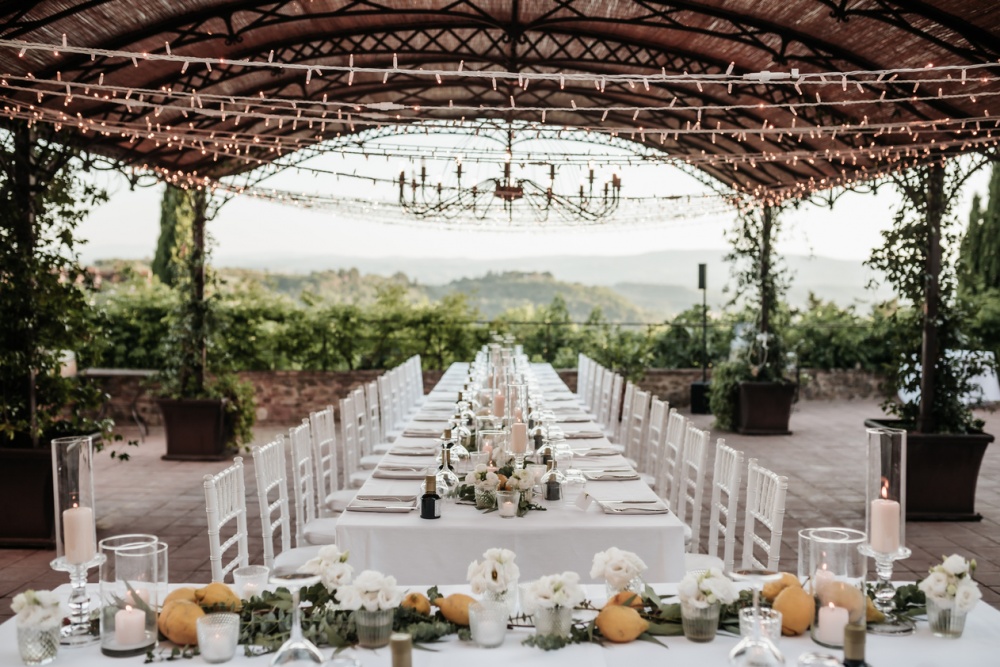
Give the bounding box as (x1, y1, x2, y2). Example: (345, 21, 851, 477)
(1, 1, 998, 202)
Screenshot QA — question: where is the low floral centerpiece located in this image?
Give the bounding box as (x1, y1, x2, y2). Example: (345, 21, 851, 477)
(465, 464, 500, 509)
(12, 589, 62, 665)
(522, 572, 585, 638)
(335, 570, 403, 648)
(918, 554, 981, 638)
(677, 568, 738, 642)
(591, 547, 647, 598)
(298, 545, 353, 591)
(458, 461, 545, 517)
(468, 548, 520, 615)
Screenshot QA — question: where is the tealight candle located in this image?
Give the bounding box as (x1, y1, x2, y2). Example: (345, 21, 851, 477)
(114, 605, 147, 647)
(816, 603, 849, 646)
(499, 501, 516, 518)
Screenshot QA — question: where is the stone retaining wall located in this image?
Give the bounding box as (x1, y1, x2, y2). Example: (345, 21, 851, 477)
(93, 367, 884, 427)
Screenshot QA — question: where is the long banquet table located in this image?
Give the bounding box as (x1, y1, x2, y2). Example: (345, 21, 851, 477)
(335, 362, 687, 584)
(3, 583, 998, 666)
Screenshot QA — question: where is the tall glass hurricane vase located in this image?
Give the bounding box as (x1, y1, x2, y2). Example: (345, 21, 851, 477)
(859, 427, 913, 636)
(50, 436, 105, 647)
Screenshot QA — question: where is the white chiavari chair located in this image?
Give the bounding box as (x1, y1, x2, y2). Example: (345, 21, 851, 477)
(661, 409, 688, 510)
(626, 388, 653, 481)
(675, 423, 710, 553)
(203, 457, 249, 583)
(577, 354, 590, 405)
(251, 436, 321, 572)
(341, 391, 371, 488)
(741, 459, 789, 571)
(366, 380, 392, 456)
(309, 405, 339, 517)
(288, 419, 339, 546)
(615, 381, 635, 444)
(378, 374, 401, 442)
(644, 397, 669, 495)
(586, 365, 605, 416)
(686, 439, 744, 573)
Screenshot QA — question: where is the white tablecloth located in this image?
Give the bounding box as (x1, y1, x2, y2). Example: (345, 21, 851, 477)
(3, 583, 999, 666)
(335, 363, 687, 583)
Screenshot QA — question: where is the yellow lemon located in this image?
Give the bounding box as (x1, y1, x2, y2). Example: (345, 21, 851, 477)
(773, 585, 813, 636)
(595, 604, 649, 643)
(158, 600, 205, 646)
(195, 582, 242, 610)
(603, 590, 644, 609)
(433, 593, 476, 626)
(865, 596, 885, 624)
(401, 592, 432, 616)
(762, 572, 801, 602)
(162, 587, 198, 607)
(818, 582, 865, 624)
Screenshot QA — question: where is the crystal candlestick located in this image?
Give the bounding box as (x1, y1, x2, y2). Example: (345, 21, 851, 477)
(859, 427, 913, 636)
(50, 435, 105, 647)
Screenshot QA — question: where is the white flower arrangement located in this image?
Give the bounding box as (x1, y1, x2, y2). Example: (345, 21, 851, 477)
(11, 590, 61, 628)
(918, 554, 981, 613)
(464, 464, 500, 489)
(298, 545, 353, 592)
(336, 570, 402, 612)
(590, 547, 647, 591)
(522, 571, 585, 614)
(503, 468, 534, 492)
(677, 568, 737, 609)
(467, 548, 520, 595)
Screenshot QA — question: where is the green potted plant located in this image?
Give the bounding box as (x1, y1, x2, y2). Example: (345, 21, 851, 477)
(0, 124, 132, 546)
(153, 185, 255, 460)
(710, 205, 796, 434)
(865, 159, 994, 521)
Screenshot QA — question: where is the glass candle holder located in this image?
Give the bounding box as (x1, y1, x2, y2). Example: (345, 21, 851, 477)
(859, 427, 914, 636)
(739, 607, 783, 645)
(506, 382, 529, 426)
(469, 601, 509, 648)
(196, 613, 240, 663)
(496, 490, 519, 518)
(99, 534, 160, 657)
(477, 429, 506, 466)
(798, 528, 867, 649)
(233, 565, 270, 600)
(50, 435, 105, 646)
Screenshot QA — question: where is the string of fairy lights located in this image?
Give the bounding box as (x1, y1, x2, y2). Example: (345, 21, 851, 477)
(2, 36, 999, 222)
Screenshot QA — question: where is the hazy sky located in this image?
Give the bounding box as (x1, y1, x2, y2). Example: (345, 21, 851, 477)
(76, 145, 991, 268)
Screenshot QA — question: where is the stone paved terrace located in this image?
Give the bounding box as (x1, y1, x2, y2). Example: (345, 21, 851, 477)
(2, 398, 999, 623)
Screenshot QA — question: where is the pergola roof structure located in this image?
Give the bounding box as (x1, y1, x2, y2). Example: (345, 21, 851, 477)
(1, 1, 998, 200)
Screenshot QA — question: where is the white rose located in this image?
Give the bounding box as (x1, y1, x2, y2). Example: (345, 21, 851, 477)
(604, 561, 633, 590)
(678, 572, 701, 602)
(590, 551, 611, 580)
(704, 575, 737, 604)
(336, 585, 361, 611)
(352, 570, 385, 593)
(941, 554, 969, 576)
(919, 571, 949, 599)
(954, 579, 981, 613)
(485, 472, 499, 486)
(377, 578, 402, 610)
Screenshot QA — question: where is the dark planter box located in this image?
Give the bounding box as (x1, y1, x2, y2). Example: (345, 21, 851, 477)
(0, 447, 55, 548)
(157, 397, 229, 461)
(865, 418, 993, 521)
(690, 381, 711, 414)
(738, 382, 796, 435)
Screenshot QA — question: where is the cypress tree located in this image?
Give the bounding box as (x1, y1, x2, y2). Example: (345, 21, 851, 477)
(958, 164, 1000, 295)
(152, 184, 195, 286)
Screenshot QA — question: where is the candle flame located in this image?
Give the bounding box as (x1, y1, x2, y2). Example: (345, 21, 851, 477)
(880, 477, 890, 499)
(125, 604, 133, 612)
(827, 602, 836, 609)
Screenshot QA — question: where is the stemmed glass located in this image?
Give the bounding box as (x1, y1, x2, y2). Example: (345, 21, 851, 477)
(728, 569, 785, 667)
(269, 571, 324, 665)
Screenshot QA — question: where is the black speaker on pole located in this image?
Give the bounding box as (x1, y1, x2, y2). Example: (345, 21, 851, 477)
(690, 263, 711, 414)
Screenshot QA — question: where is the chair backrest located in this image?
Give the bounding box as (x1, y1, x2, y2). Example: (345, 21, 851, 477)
(377, 374, 397, 434)
(675, 423, 711, 553)
(339, 393, 360, 480)
(351, 385, 370, 456)
(410, 356, 424, 402)
(662, 409, 688, 509)
(388, 367, 406, 424)
(309, 405, 339, 505)
(366, 380, 384, 446)
(742, 458, 789, 571)
(587, 365, 605, 415)
(706, 439, 745, 572)
(596, 369, 613, 426)
(577, 354, 590, 402)
(616, 381, 635, 444)
(607, 373, 624, 432)
(288, 419, 315, 547)
(251, 436, 292, 570)
(203, 457, 250, 583)
(644, 397, 669, 494)
(627, 388, 652, 471)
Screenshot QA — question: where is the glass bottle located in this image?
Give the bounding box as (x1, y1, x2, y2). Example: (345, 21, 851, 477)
(540, 460, 565, 501)
(842, 625, 869, 667)
(435, 450, 460, 500)
(420, 475, 441, 520)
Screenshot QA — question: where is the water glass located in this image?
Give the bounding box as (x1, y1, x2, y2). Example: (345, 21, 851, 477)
(739, 607, 782, 644)
(469, 601, 509, 648)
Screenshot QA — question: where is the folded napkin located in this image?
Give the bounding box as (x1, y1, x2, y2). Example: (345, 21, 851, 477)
(373, 469, 427, 480)
(574, 447, 620, 457)
(389, 446, 438, 457)
(584, 471, 640, 481)
(402, 429, 443, 438)
(356, 494, 418, 503)
(345, 503, 415, 513)
(598, 500, 670, 515)
(378, 463, 429, 472)
(413, 415, 453, 423)
(555, 415, 591, 423)
(563, 431, 604, 440)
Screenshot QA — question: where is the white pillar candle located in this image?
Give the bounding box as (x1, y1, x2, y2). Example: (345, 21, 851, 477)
(870, 498, 900, 554)
(514, 407, 524, 422)
(813, 566, 834, 596)
(115, 605, 147, 647)
(499, 500, 516, 518)
(816, 604, 849, 646)
(125, 587, 150, 607)
(493, 394, 506, 418)
(63, 504, 96, 564)
(511, 423, 528, 454)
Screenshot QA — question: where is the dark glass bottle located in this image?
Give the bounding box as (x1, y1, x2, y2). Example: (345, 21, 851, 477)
(438, 447, 456, 474)
(842, 624, 869, 667)
(420, 475, 441, 520)
(543, 460, 562, 501)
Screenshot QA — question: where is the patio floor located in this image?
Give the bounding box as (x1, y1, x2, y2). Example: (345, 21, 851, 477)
(2, 398, 999, 622)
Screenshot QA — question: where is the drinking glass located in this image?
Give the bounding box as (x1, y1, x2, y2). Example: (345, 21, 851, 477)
(268, 571, 323, 665)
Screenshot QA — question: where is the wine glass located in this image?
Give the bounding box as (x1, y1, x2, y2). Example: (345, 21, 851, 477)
(728, 569, 785, 667)
(268, 571, 324, 665)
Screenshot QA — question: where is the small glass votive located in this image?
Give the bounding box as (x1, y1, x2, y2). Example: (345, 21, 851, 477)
(796, 654, 842, 667)
(739, 607, 782, 644)
(496, 490, 519, 518)
(321, 655, 361, 667)
(196, 613, 240, 664)
(469, 601, 509, 648)
(232, 565, 270, 600)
